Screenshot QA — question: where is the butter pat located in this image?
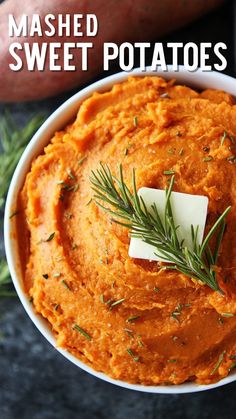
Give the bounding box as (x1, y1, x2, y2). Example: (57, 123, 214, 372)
(128, 187, 208, 262)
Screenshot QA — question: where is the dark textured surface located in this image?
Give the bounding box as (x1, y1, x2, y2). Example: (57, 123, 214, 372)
(1, 298, 236, 419)
(1, 2, 236, 418)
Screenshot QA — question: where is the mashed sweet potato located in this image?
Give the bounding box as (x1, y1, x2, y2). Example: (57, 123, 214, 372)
(17, 76, 236, 385)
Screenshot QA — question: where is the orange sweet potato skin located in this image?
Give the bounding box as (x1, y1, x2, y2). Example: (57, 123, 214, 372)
(0, 0, 224, 102)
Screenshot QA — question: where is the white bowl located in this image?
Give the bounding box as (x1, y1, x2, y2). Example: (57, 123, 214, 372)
(4, 66, 236, 394)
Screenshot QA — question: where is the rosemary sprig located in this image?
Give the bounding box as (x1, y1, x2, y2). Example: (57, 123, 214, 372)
(0, 112, 45, 208)
(90, 163, 231, 293)
(0, 112, 46, 297)
(0, 259, 16, 297)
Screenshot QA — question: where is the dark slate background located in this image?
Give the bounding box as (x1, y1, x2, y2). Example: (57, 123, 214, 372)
(1, 1, 236, 418)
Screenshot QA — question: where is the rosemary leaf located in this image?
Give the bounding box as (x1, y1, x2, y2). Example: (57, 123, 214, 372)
(73, 324, 92, 341)
(133, 116, 138, 127)
(53, 272, 61, 278)
(110, 298, 125, 309)
(203, 156, 213, 162)
(45, 232, 55, 242)
(210, 351, 226, 376)
(61, 279, 71, 291)
(78, 156, 86, 166)
(126, 348, 139, 362)
(163, 170, 175, 175)
(124, 328, 134, 339)
(67, 169, 75, 180)
(220, 131, 227, 146)
(126, 316, 140, 323)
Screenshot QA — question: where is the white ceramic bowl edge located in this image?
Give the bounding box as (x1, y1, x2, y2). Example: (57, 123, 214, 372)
(4, 66, 236, 393)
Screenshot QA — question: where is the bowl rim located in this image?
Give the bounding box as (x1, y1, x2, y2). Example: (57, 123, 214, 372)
(4, 65, 236, 394)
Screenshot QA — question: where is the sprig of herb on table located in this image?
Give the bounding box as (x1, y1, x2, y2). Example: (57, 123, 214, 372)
(0, 259, 16, 297)
(0, 112, 45, 297)
(0, 112, 45, 208)
(90, 163, 231, 293)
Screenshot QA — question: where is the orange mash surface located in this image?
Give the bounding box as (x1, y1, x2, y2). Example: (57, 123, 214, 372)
(18, 76, 236, 385)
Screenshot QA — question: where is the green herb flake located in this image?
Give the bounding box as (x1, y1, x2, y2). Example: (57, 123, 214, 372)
(42, 274, 49, 279)
(167, 359, 177, 363)
(65, 212, 73, 220)
(172, 311, 181, 317)
(126, 348, 139, 362)
(124, 148, 128, 156)
(133, 116, 138, 127)
(73, 184, 79, 192)
(229, 361, 236, 372)
(61, 279, 71, 291)
(73, 324, 91, 341)
(45, 232, 55, 242)
(176, 131, 182, 137)
(67, 168, 75, 180)
(126, 316, 140, 323)
(229, 135, 235, 144)
(100, 294, 105, 303)
(54, 304, 59, 311)
(179, 147, 184, 156)
(171, 304, 183, 322)
(9, 210, 19, 219)
(227, 155, 236, 162)
(110, 298, 126, 309)
(163, 170, 175, 175)
(53, 272, 61, 278)
(61, 184, 73, 192)
(160, 93, 170, 99)
(218, 317, 224, 325)
(153, 287, 159, 293)
(221, 131, 227, 146)
(171, 312, 180, 323)
(124, 328, 134, 339)
(168, 148, 174, 155)
(221, 312, 234, 318)
(78, 156, 86, 166)
(210, 350, 226, 376)
(203, 156, 213, 162)
(86, 198, 92, 206)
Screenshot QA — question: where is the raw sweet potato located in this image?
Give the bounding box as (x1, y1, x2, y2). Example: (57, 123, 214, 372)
(0, 0, 224, 102)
